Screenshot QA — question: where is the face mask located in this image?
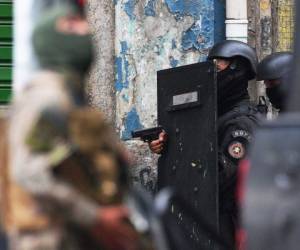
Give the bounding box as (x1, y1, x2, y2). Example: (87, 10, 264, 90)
(216, 64, 249, 116)
(266, 84, 284, 110)
(32, 7, 94, 76)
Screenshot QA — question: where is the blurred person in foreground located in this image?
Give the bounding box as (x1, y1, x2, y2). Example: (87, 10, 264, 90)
(7, 2, 138, 250)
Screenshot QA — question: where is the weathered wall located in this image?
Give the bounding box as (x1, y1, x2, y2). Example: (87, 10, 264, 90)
(115, 0, 224, 191)
(86, 0, 116, 123)
(247, 0, 294, 107)
(248, 0, 294, 60)
(275, 0, 294, 52)
(87, 0, 225, 191)
(115, 0, 224, 139)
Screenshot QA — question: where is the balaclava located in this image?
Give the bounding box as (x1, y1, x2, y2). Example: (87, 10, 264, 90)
(32, 5, 94, 77)
(266, 73, 289, 111)
(217, 57, 251, 116)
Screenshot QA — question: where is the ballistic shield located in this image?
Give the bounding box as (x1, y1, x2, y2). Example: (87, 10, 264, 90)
(157, 61, 218, 250)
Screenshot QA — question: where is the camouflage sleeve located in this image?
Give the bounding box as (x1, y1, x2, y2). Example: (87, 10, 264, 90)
(9, 99, 99, 228)
(11, 138, 99, 228)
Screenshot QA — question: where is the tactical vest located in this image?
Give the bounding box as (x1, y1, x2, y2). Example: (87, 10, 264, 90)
(217, 101, 261, 213)
(218, 101, 261, 142)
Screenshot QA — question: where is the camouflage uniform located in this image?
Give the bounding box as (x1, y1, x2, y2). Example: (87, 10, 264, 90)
(8, 71, 102, 250)
(6, 2, 107, 248)
(6, 3, 151, 250)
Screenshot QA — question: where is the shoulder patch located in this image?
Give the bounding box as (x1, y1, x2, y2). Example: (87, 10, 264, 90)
(228, 141, 245, 159)
(231, 130, 251, 140)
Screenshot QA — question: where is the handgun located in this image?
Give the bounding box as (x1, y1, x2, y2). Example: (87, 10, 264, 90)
(131, 126, 164, 142)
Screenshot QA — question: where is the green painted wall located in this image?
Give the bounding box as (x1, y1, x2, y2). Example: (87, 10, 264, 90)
(0, 0, 12, 104)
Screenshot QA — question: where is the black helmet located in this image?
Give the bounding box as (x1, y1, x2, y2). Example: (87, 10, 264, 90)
(208, 40, 258, 79)
(256, 52, 293, 81)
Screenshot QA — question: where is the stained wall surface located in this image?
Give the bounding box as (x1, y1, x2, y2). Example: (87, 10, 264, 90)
(87, 0, 225, 191)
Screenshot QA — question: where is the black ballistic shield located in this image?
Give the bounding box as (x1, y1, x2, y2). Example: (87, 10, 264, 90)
(157, 62, 218, 250)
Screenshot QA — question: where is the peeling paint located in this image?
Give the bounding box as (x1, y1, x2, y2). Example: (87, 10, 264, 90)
(144, 0, 157, 17)
(164, 0, 208, 18)
(115, 0, 224, 138)
(164, 0, 215, 51)
(169, 56, 179, 68)
(122, 94, 129, 103)
(171, 39, 177, 49)
(115, 41, 130, 92)
(122, 107, 143, 140)
(182, 16, 213, 50)
(124, 0, 137, 20)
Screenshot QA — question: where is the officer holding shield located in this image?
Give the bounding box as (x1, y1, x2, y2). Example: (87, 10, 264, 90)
(150, 40, 260, 249)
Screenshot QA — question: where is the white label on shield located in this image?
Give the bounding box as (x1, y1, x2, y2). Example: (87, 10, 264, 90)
(173, 91, 198, 106)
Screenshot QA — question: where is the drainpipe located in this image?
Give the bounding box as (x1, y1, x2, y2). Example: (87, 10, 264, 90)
(225, 0, 248, 42)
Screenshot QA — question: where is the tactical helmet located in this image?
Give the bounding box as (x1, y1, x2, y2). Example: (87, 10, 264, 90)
(208, 40, 258, 79)
(256, 52, 293, 81)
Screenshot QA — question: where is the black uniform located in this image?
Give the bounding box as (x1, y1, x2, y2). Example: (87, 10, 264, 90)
(218, 100, 260, 249)
(257, 52, 293, 111)
(208, 40, 260, 249)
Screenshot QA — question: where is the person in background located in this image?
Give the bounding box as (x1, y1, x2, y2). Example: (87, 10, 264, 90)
(257, 52, 293, 112)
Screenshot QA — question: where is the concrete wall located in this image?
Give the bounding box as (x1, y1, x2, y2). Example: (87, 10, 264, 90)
(248, 0, 294, 60)
(115, 0, 225, 139)
(87, 0, 225, 192)
(247, 0, 294, 108)
(86, 0, 116, 123)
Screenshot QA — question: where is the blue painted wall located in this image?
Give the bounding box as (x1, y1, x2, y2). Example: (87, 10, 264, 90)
(115, 0, 225, 139)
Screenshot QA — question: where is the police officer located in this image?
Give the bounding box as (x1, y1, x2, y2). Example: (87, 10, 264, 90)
(257, 52, 293, 112)
(8, 2, 138, 250)
(150, 40, 259, 249)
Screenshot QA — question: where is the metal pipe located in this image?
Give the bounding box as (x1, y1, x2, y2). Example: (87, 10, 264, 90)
(225, 0, 248, 42)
